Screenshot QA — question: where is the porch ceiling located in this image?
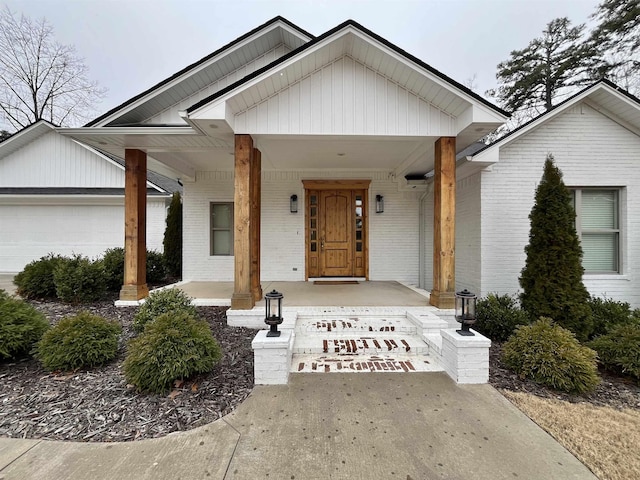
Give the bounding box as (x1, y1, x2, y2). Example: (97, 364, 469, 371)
(59, 126, 438, 180)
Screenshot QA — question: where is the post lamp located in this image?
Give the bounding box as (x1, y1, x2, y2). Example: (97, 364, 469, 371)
(264, 290, 284, 337)
(455, 289, 477, 336)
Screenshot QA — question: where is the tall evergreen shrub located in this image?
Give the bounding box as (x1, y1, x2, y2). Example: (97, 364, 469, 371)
(163, 192, 182, 278)
(519, 155, 593, 341)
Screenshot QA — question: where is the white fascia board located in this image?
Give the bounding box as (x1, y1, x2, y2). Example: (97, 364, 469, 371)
(59, 126, 199, 137)
(467, 147, 499, 164)
(92, 22, 306, 127)
(455, 104, 507, 134)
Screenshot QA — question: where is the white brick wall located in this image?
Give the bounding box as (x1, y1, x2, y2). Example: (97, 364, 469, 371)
(183, 170, 420, 283)
(455, 174, 482, 294)
(182, 172, 235, 281)
(479, 102, 640, 306)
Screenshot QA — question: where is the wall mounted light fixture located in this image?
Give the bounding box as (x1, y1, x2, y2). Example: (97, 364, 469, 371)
(290, 194, 298, 213)
(375, 194, 384, 214)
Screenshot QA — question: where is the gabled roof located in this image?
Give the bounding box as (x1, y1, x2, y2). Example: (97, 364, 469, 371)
(0, 120, 180, 195)
(186, 19, 509, 118)
(87, 16, 314, 127)
(470, 79, 640, 162)
(0, 120, 60, 158)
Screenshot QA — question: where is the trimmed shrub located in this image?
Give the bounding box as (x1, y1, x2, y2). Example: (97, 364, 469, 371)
(102, 247, 125, 291)
(102, 248, 166, 291)
(475, 294, 530, 342)
(123, 311, 222, 393)
(502, 318, 600, 394)
(53, 255, 107, 303)
(132, 288, 196, 333)
(588, 296, 639, 339)
(13, 254, 67, 299)
(589, 324, 640, 380)
(163, 192, 182, 278)
(146, 250, 167, 285)
(35, 311, 121, 371)
(0, 290, 49, 360)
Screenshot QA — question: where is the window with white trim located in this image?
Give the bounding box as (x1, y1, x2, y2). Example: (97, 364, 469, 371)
(573, 189, 620, 273)
(210, 203, 233, 256)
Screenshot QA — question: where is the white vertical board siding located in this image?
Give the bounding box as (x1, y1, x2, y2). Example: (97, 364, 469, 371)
(0, 132, 124, 187)
(182, 172, 235, 281)
(455, 174, 482, 294)
(233, 56, 456, 136)
(183, 170, 420, 283)
(145, 45, 291, 125)
(480, 103, 640, 306)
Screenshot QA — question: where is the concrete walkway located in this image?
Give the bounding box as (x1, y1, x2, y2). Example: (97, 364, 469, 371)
(0, 373, 596, 480)
(0, 274, 16, 295)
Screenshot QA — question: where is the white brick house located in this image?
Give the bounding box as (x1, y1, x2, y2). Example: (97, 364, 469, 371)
(440, 81, 640, 306)
(0, 121, 179, 272)
(58, 17, 640, 309)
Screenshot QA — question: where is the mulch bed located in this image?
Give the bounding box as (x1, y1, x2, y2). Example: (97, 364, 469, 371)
(0, 300, 255, 442)
(1, 301, 638, 443)
(490, 343, 640, 411)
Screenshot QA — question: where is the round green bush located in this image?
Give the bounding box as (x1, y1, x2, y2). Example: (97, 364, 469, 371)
(35, 311, 121, 371)
(475, 293, 530, 342)
(53, 254, 107, 303)
(13, 254, 67, 299)
(132, 288, 196, 333)
(588, 296, 639, 339)
(123, 311, 222, 394)
(0, 290, 49, 360)
(502, 318, 600, 394)
(102, 247, 125, 291)
(589, 324, 640, 380)
(146, 250, 167, 285)
(101, 248, 166, 292)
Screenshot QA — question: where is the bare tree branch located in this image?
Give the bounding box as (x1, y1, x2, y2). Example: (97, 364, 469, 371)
(0, 6, 106, 131)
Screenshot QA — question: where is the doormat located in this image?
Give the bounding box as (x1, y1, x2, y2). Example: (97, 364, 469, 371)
(313, 280, 359, 285)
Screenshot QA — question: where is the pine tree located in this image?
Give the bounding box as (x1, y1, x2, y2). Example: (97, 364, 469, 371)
(519, 155, 593, 341)
(163, 192, 182, 278)
(489, 18, 593, 114)
(587, 0, 640, 95)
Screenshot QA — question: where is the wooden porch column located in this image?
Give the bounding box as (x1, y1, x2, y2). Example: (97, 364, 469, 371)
(430, 137, 456, 309)
(119, 149, 149, 301)
(251, 148, 263, 302)
(231, 135, 255, 309)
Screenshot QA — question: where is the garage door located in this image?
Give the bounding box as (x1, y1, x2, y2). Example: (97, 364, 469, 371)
(0, 204, 124, 272)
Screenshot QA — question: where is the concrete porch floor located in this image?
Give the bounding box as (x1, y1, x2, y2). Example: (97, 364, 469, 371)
(173, 280, 431, 307)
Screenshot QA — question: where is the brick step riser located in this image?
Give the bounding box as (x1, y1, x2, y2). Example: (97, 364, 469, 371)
(291, 354, 443, 373)
(295, 318, 417, 335)
(293, 339, 429, 355)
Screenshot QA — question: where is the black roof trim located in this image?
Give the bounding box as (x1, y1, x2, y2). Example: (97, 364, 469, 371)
(0, 187, 167, 196)
(469, 79, 640, 158)
(85, 16, 314, 127)
(187, 19, 509, 117)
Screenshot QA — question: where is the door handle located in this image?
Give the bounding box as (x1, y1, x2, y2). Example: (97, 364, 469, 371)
(321, 237, 325, 251)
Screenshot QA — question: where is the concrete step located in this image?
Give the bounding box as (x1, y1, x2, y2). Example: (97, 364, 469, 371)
(291, 353, 443, 373)
(295, 316, 417, 334)
(292, 334, 428, 355)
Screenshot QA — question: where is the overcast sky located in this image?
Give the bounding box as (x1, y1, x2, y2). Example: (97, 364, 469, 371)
(3, 0, 600, 126)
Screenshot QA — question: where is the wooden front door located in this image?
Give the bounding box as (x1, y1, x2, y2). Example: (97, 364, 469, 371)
(304, 180, 369, 278)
